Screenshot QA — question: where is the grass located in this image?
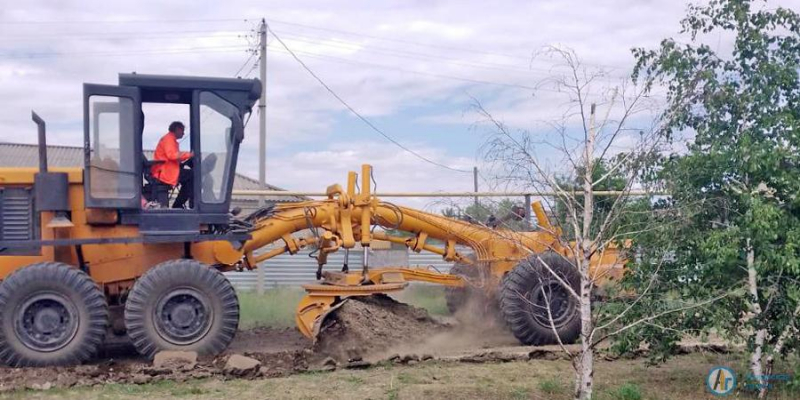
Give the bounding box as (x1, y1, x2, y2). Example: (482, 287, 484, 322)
(237, 288, 306, 329)
(607, 383, 643, 400)
(236, 284, 450, 331)
(538, 377, 565, 395)
(392, 284, 449, 316)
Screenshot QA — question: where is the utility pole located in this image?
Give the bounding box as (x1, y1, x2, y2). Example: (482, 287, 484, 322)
(473, 166, 479, 206)
(258, 18, 268, 207)
(256, 19, 268, 294)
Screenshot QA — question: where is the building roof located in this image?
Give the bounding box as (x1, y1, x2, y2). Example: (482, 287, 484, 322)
(0, 142, 303, 203)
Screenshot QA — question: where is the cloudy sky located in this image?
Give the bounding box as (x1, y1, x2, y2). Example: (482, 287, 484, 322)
(1, 0, 797, 210)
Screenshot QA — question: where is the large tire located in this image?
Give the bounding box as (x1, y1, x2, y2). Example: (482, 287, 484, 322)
(0, 262, 108, 367)
(124, 259, 239, 359)
(500, 253, 580, 345)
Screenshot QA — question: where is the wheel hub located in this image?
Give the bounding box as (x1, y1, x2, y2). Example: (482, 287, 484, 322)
(154, 288, 213, 345)
(527, 281, 575, 328)
(15, 293, 79, 352)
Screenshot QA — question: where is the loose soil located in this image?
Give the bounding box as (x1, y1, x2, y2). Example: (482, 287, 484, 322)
(0, 295, 736, 395)
(0, 295, 451, 392)
(313, 295, 447, 361)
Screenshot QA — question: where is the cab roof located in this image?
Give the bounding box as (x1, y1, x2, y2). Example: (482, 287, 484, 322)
(117, 73, 261, 111)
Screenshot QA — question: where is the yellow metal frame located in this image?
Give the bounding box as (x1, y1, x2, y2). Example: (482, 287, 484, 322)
(0, 164, 624, 340)
(215, 164, 625, 338)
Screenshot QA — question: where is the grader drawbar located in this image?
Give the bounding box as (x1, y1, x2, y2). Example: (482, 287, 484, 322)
(0, 73, 623, 367)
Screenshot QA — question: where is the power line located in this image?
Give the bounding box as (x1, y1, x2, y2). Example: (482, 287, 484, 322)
(277, 32, 535, 72)
(273, 30, 630, 81)
(0, 18, 248, 25)
(1, 16, 629, 72)
(264, 17, 627, 72)
(0, 45, 250, 59)
(0, 30, 248, 41)
(233, 51, 258, 77)
(268, 47, 539, 91)
(266, 25, 472, 174)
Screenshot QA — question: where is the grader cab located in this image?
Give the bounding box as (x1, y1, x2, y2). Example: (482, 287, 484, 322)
(0, 74, 624, 368)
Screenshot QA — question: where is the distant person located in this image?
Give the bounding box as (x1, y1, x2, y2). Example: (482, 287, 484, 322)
(151, 121, 194, 208)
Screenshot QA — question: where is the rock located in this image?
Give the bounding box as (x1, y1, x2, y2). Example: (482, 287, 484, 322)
(55, 374, 78, 388)
(319, 357, 338, 372)
(421, 354, 434, 361)
(142, 367, 171, 376)
(153, 351, 198, 370)
(407, 360, 418, 366)
(188, 369, 213, 380)
(345, 360, 371, 370)
(132, 374, 151, 385)
(224, 354, 262, 376)
(30, 382, 53, 391)
(400, 354, 419, 364)
(321, 363, 336, 372)
(528, 349, 562, 361)
(387, 354, 401, 363)
(87, 368, 104, 378)
(322, 357, 337, 367)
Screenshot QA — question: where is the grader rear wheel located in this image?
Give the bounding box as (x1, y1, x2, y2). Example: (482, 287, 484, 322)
(500, 253, 580, 345)
(124, 259, 240, 359)
(0, 262, 108, 367)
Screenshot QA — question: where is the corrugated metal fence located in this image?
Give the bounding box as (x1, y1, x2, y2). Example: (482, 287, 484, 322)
(224, 250, 453, 291)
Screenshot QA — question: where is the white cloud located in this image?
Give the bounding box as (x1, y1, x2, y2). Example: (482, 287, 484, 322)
(1, 0, 796, 201)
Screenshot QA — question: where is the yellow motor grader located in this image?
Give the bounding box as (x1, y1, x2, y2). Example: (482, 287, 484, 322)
(0, 74, 623, 367)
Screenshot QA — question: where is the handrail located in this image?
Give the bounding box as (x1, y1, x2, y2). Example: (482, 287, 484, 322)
(233, 189, 661, 197)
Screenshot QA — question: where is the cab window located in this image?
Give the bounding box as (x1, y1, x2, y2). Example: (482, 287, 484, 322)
(199, 91, 236, 204)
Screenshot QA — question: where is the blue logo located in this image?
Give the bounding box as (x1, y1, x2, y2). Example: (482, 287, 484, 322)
(707, 366, 736, 396)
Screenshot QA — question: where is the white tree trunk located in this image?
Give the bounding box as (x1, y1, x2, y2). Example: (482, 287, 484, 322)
(760, 303, 799, 399)
(574, 103, 596, 400)
(575, 272, 594, 400)
(746, 241, 766, 395)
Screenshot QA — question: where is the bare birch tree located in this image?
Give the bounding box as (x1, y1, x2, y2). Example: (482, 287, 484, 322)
(475, 46, 726, 400)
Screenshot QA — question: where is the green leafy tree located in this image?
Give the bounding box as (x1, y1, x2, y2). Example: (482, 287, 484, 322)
(627, 1, 800, 396)
(442, 199, 529, 231)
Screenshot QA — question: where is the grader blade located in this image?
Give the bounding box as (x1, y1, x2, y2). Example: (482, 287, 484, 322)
(295, 281, 409, 339)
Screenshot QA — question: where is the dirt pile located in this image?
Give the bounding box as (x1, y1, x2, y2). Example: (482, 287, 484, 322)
(313, 294, 447, 361)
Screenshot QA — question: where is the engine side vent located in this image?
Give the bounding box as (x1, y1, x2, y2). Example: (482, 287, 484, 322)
(0, 187, 40, 255)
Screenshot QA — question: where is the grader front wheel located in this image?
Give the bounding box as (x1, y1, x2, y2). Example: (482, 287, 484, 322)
(124, 259, 240, 359)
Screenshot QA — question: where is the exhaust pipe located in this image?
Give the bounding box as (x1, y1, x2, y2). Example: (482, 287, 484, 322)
(32, 111, 47, 173)
(31, 110, 73, 228)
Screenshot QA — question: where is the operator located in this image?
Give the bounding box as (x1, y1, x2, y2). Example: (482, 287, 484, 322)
(151, 121, 194, 208)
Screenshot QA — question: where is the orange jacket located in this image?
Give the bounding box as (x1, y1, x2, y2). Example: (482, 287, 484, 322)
(151, 132, 192, 186)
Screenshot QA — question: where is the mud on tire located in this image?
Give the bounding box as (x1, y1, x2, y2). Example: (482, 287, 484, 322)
(124, 259, 239, 359)
(0, 262, 108, 367)
(500, 253, 580, 345)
